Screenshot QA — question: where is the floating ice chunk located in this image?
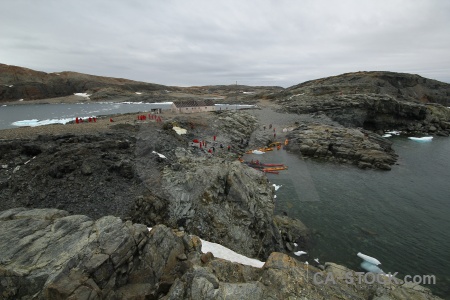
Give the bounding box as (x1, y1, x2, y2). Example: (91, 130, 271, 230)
(360, 261, 385, 274)
(408, 136, 433, 142)
(152, 151, 166, 159)
(382, 134, 392, 138)
(252, 150, 264, 154)
(272, 184, 282, 191)
(274, 195, 277, 198)
(357, 252, 381, 265)
(294, 250, 307, 256)
(314, 258, 320, 264)
(294, 243, 298, 247)
(135, 92, 142, 95)
(9, 85, 13, 87)
(173, 126, 187, 135)
(201, 239, 264, 268)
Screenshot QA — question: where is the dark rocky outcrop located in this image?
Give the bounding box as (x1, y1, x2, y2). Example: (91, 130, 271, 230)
(0, 208, 442, 299)
(268, 71, 450, 135)
(285, 123, 398, 170)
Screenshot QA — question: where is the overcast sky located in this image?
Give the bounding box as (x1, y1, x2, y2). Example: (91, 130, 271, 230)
(1, 0, 449, 87)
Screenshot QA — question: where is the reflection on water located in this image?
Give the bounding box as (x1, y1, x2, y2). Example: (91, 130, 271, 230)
(246, 138, 450, 298)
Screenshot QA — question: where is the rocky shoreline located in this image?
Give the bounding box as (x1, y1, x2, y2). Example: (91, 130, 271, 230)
(0, 208, 441, 299)
(2, 68, 450, 298)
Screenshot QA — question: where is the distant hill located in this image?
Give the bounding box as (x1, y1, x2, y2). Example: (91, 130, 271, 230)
(264, 71, 450, 133)
(0, 63, 175, 102)
(281, 71, 450, 106)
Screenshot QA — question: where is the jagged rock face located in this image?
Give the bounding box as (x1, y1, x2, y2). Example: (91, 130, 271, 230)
(1, 208, 441, 299)
(134, 146, 284, 260)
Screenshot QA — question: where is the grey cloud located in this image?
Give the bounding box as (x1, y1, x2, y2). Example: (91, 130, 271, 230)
(1, 0, 449, 87)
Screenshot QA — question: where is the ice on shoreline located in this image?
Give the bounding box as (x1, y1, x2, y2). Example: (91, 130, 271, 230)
(74, 93, 91, 98)
(12, 118, 74, 127)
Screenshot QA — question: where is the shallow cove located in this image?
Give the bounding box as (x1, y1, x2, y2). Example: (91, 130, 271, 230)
(246, 137, 450, 298)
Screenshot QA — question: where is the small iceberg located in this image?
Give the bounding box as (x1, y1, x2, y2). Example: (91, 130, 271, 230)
(357, 252, 381, 265)
(360, 261, 385, 274)
(408, 136, 433, 142)
(272, 184, 282, 191)
(294, 250, 307, 256)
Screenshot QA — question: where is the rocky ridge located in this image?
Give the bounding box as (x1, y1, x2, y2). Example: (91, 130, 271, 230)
(0, 208, 442, 300)
(266, 71, 450, 135)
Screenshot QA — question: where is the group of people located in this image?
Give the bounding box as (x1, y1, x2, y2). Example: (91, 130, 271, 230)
(75, 117, 96, 124)
(192, 135, 233, 155)
(137, 114, 163, 122)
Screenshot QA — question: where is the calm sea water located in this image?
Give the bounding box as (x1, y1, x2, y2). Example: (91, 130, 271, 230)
(248, 138, 450, 298)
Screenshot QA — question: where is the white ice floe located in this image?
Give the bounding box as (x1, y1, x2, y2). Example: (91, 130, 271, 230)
(360, 261, 385, 274)
(12, 118, 74, 127)
(201, 239, 265, 268)
(135, 92, 142, 95)
(152, 151, 167, 159)
(272, 184, 282, 191)
(294, 243, 298, 247)
(252, 150, 265, 154)
(357, 252, 381, 265)
(274, 195, 277, 198)
(314, 258, 319, 264)
(382, 134, 392, 138)
(173, 126, 187, 135)
(9, 85, 13, 88)
(294, 251, 307, 256)
(408, 136, 433, 142)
